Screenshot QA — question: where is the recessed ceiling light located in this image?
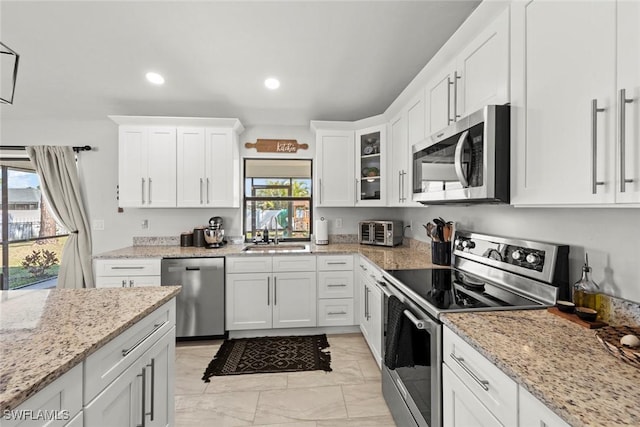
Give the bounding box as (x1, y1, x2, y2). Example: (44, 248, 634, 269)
(264, 77, 280, 90)
(146, 72, 165, 85)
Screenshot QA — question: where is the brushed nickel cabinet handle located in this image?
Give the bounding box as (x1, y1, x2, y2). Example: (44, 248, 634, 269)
(141, 178, 145, 204)
(122, 322, 165, 357)
(447, 76, 453, 124)
(147, 359, 155, 421)
(591, 99, 606, 194)
(274, 276, 277, 306)
(619, 88, 634, 192)
(450, 353, 490, 391)
(454, 71, 461, 120)
(199, 178, 203, 204)
(328, 311, 347, 315)
(148, 178, 152, 204)
(267, 276, 270, 306)
(206, 177, 210, 204)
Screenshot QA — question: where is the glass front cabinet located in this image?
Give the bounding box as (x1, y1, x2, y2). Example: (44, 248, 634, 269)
(355, 125, 387, 206)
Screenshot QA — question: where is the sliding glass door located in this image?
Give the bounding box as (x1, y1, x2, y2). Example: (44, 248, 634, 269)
(0, 165, 67, 290)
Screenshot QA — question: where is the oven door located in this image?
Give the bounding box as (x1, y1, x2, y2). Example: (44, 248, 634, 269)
(381, 285, 442, 427)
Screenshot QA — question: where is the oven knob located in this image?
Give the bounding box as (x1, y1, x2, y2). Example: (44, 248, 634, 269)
(526, 253, 541, 265)
(512, 250, 523, 261)
(462, 240, 475, 249)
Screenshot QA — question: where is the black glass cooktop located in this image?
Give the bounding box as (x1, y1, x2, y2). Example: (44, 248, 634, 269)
(386, 268, 541, 312)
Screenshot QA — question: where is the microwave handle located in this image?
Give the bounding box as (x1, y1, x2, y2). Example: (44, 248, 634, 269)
(454, 130, 470, 188)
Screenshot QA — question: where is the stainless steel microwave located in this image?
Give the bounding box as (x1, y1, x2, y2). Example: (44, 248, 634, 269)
(412, 105, 510, 204)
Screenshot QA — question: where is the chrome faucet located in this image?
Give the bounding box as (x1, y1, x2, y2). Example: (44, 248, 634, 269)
(270, 215, 280, 245)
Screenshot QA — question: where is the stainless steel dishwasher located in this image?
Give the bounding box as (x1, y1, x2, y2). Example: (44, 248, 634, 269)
(161, 257, 225, 339)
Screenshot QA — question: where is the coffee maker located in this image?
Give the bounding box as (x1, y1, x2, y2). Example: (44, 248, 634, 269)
(204, 216, 226, 248)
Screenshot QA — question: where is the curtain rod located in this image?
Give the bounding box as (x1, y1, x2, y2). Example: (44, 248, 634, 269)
(0, 145, 92, 153)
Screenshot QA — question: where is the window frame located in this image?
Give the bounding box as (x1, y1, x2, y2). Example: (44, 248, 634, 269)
(242, 158, 313, 243)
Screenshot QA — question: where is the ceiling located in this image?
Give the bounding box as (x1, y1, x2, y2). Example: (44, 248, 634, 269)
(0, 1, 480, 128)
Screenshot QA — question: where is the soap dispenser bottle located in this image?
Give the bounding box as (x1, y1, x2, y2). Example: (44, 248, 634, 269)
(572, 253, 601, 313)
(263, 226, 269, 243)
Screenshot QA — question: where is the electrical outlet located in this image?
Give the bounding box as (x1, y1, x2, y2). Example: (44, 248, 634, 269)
(335, 218, 343, 228)
(141, 219, 149, 229)
(92, 219, 104, 231)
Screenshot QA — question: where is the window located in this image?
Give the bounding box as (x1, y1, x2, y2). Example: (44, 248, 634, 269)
(243, 159, 312, 242)
(1, 166, 68, 290)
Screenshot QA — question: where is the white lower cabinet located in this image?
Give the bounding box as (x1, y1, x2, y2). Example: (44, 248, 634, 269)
(443, 364, 502, 427)
(317, 255, 355, 326)
(2, 364, 83, 427)
(357, 256, 384, 368)
(84, 300, 176, 427)
(444, 326, 570, 427)
(226, 256, 317, 331)
(519, 387, 570, 427)
(84, 329, 174, 427)
(94, 258, 161, 288)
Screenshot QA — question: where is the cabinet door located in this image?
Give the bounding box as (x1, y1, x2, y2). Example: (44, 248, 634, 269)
(355, 125, 386, 206)
(456, 8, 509, 117)
(146, 128, 177, 207)
(519, 386, 570, 427)
(316, 130, 355, 206)
(367, 282, 383, 367)
(176, 127, 206, 207)
(84, 356, 145, 427)
(426, 64, 455, 136)
(225, 273, 272, 330)
(511, 1, 616, 205)
(442, 365, 502, 427)
(616, 0, 640, 204)
(388, 112, 406, 206)
(272, 271, 317, 328)
(205, 127, 239, 207)
(96, 276, 129, 288)
(145, 330, 175, 427)
(118, 126, 146, 207)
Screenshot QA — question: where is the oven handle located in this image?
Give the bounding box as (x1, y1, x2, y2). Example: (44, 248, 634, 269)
(403, 310, 425, 329)
(454, 130, 470, 188)
(376, 279, 393, 298)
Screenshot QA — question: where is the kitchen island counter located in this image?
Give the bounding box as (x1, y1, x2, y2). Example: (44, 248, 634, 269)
(0, 286, 181, 411)
(442, 309, 640, 427)
(94, 241, 446, 270)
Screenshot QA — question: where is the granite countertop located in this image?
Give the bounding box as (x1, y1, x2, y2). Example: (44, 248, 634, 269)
(0, 286, 181, 411)
(441, 310, 640, 427)
(94, 241, 444, 270)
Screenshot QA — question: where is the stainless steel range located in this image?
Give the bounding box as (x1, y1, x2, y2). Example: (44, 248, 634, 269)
(380, 230, 570, 427)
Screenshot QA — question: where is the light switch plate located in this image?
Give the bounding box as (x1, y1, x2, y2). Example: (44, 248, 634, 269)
(141, 219, 149, 229)
(92, 219, 104, 231)
(335, 218, 343, 228)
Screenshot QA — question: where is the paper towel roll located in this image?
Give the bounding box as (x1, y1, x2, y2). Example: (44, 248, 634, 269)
(315, 218, 328, 245)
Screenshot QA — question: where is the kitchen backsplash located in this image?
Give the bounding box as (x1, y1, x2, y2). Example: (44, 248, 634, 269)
(607, 298, 640, 327)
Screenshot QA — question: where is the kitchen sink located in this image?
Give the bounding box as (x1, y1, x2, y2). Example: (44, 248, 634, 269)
(241, 243, 311, 253)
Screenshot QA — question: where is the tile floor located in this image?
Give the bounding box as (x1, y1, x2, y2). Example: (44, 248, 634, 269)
(175, 333, 397, 427)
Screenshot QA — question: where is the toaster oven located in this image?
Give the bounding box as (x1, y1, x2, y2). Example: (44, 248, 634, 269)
(359, 220, 403, 247)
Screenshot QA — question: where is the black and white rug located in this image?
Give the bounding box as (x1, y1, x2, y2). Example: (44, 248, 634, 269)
(202, 334, 332, 382)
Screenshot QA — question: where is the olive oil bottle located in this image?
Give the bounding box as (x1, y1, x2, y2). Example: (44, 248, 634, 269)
(573, 253, 603, 318)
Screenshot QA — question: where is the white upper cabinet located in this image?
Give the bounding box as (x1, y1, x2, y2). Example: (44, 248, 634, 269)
(315, 129, 355, 207)
(177, 127, 240, 207)
(510, 1, 640, 206)
(118, 126, 177, 208)
(112, 116, 243, 209)
(389, 90, 424, 207)
(356, 124, 387, 206)
(426, 8, 509, 137)
(616, 0, 640, 204)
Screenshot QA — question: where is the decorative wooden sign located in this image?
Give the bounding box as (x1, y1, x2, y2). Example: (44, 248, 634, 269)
(244, 139, 308, 153)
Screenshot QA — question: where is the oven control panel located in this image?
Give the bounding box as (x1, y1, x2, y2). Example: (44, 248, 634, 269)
(454, 237, 546, 272)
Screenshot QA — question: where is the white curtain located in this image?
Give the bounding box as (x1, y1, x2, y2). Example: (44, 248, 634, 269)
(26, 146, 94, 288)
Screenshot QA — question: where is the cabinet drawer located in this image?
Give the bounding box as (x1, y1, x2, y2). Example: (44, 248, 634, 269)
(318, 298, 354, 326)
(4, 364, 83, 427)
(318, 271, 354, 298)
(273, 255, 316, 272)
(519, 386, 570, 427)
(226, 256, 273, 273)
(94, 258, 161, 277)
(443, 327, 517, 427)
(95, 275, 160, 288)
(84, 300, 175, 404)
(317, 255, 354, 271)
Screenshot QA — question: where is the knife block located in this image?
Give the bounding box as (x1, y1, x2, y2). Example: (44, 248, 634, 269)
(431, 241, 451, 266)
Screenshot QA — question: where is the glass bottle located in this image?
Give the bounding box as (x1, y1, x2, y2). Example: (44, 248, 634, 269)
(572, 253, 602, 314)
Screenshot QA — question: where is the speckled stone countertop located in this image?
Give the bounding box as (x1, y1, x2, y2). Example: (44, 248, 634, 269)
(0, 286, 181, 411)
(94, 241, 445, 270)
(441, 310, 640, 427)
